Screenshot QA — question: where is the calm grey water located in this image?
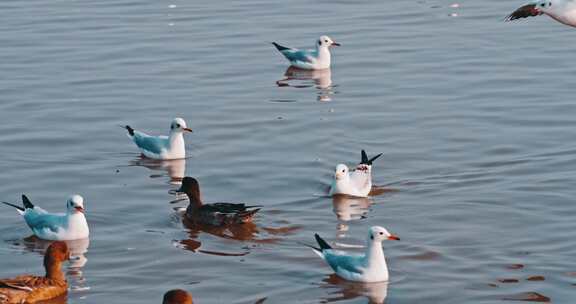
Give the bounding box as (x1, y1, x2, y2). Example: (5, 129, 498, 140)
(1, 0, 576, 303)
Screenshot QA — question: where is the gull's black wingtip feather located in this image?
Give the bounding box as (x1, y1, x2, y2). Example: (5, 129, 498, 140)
(314, 233, 332, 250)
(361, 150, 369, 164)
(2, 201, 24, 211)
(369, 152, 383, 164)
(360, 150, 382, 165)
(125, 125, 135, 136)
(21, 195, 34, 209)
(272, 42, 290, 52)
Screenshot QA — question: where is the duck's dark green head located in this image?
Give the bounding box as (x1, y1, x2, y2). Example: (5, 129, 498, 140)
(178, 177, 202, 204)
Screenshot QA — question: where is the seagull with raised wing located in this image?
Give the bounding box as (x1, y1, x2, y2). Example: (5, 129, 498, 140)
(329, 150, 383, 198)
(124, 117, 192, 160)
(310, 226, 400, 283)
(177, 177, 261, 226)
(2, 195, 89, 241)
(272, 35, 340, 70)
(506, 0, 576, 27)
(0, 241, 70, 304)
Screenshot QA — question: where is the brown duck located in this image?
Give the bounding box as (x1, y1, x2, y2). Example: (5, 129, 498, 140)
(177, 177, 260, 226)
(0, 241, 70, 304)
(163, 289, 193, 304)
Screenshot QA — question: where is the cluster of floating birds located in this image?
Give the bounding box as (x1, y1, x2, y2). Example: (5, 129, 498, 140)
(1, 3, 573, 301)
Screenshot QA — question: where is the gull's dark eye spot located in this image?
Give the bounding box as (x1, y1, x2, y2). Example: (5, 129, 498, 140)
(325, 40, 328, 43)
(370, 235, 374, 240)
(541, 3, 545, 7)
(379, 232, 384, 235)
(549, 2, 551, 6)
(342, 169, 345, 173)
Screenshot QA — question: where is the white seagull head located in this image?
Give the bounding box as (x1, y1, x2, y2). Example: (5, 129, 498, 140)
(368, 226, 400, 243)
(169, 117, 193, 134)
(67, 194, 85, 214)
(334, 164, 350, 181)
(534, 0, 553, 14)
(317, 35, 340, 49)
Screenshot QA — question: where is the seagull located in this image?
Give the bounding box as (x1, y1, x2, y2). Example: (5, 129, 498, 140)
(163, 289, 193, 304)
(329, 150, 383, 198)
(506, 0, 576, 27)
(272, 35, 340, 70)
(0, 241, 70, 304)
(124, 117, 192, 160)
(310, 226, 399, 283)
(176, 177, 261, 226)
(2, 194, 89, 241)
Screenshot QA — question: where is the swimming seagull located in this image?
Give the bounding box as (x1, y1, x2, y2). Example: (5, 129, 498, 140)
(124, 117, 192, 160)
(177, 177, 261, 226)
(272, 35, 340, 70)
(310, 226, 400, 282)
(2, 194, 89, 241)
(329, 150, 383, 198)
(506, 0, 576, 27)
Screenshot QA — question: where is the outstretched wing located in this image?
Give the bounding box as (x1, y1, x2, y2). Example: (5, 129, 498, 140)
(506, 4, 542, 21)
(132, 132, 167, 155)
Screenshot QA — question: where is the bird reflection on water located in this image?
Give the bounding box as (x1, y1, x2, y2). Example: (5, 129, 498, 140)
(321, 274, 389, 304)
(276, 66, 335, 102)
(173, 210, 301, 256)
(130, 157, 186, 185)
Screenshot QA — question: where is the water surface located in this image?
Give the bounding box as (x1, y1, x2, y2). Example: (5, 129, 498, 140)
(1, 0, 576, 303)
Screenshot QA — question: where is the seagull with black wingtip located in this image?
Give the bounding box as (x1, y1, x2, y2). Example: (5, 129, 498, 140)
(272, 35, 340, 70)
(123, 117, 192, 160)
(506, 0, 576, 27)
(2, 194, 89, 241)
(329, 150, 383, 198)
(176, 177, 261, 226)
(310, 226, 400, 283)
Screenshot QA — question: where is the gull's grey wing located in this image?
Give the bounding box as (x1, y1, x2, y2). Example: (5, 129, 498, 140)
(323, 250, 366, 275)
(273, 43, 315, 63)
(132, 132, 166, 155)
(23, 210, 63, 234)
(281, 48, 315, 63)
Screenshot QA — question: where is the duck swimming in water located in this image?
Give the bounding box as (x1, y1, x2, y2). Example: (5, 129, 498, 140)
(0, 241, 70, 304)
(163, 289, 193, 304)
(177, 177, 261, 226)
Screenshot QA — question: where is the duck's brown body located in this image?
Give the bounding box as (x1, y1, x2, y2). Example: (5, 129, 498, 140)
(185, 203, 259, 226)
(178, 177, 260, 226)
(0, 276, 67, 304)
(0, 242, 69, 304)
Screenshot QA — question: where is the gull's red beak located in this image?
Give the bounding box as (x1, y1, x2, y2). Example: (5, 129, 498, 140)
(388, 234, 400, 241)
(331, 42, 341, 47)
(75, 206, 85, 213)
(183, 127, 193, 132)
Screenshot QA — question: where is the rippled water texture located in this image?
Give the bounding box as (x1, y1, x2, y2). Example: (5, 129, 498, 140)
(1, 0, 576, 303)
